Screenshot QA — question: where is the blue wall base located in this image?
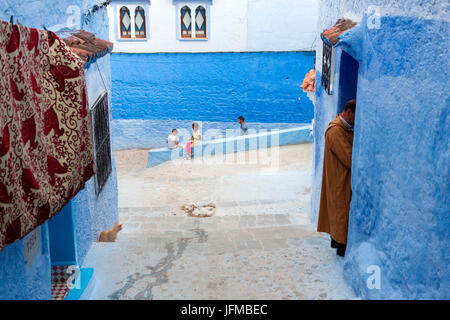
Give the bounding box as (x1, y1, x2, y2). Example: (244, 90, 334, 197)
(65, 268, 95, 300)
(147, 126, 312, 167)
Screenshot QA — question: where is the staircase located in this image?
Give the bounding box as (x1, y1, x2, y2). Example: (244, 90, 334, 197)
(80, 206, 357, 300)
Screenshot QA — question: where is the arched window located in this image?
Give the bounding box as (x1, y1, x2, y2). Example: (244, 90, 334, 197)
(180, 6, 192, 38)
(135, 6, 146, 38)
(195, 6, 206, 38)
(119, 6, 131, 38)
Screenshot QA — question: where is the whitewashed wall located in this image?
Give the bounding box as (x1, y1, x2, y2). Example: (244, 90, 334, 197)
(108, 0, 319, 52)
(247, 0, 318, 51)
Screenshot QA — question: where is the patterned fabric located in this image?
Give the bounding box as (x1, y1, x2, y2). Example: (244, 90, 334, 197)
(51, 265, 75, 300)
(52, 283, 71, 300)
(0, 21, 95, 251)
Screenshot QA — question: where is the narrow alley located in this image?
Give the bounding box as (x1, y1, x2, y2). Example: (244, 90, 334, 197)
(83, 144, 356, 299)
(1, 0, 447, 303)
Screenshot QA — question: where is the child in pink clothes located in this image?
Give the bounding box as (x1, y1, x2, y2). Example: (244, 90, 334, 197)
(186, 123, 201, 159)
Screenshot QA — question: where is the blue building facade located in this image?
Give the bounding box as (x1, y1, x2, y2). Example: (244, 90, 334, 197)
(111, 51, 315, 149)
(312, 0, 449, 299)
(0, 0, 119, 300)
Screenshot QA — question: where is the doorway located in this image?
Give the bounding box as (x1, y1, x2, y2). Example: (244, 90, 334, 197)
(47, 202, 78, 299)
(337, 50, 359, 112)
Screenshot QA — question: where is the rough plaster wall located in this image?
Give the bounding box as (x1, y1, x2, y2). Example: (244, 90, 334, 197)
(313, 0, 450, 225)
(71, 56, 119, 266)
(246, 0, 318, 51)
(70, 6, 119, 267)
(0, 0, 110, 34)
(315, 0, 450, 74)
(0, 225, 51, 300)
(71, 159, 119, 266)
(0, 0, 116, 298)
(313, 0, 450, 299)
(111, 52, 315, 122)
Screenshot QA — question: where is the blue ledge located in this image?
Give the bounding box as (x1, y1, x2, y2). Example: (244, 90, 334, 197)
(147, 126, 312, 168)
(64, 268, 95, 300)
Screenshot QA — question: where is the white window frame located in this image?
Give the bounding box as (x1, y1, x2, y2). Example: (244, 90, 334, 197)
(175, 1, 210, 41)
(115, 2, 150, 41)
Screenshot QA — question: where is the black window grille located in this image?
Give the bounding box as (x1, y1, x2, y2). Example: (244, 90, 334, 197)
(90, 93, 112, 197)
(322, 40, 333, 95)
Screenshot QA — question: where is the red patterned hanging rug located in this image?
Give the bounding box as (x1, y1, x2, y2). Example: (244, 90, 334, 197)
(0, 20, 95, 251)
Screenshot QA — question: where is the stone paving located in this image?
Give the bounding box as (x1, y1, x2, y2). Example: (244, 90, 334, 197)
(83, 144, 356, 299)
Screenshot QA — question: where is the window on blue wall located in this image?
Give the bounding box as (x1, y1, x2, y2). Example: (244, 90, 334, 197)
(120, 6, 131, 38)
(135, 6, 147, 38)
(322, 40, 335, 95)
(195, 6, 207, 38)
(181, 6, 192, 38)
(91, 93, 112, 197)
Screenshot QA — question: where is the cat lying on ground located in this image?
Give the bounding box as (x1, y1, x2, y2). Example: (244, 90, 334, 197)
(99, 222, 122, 242)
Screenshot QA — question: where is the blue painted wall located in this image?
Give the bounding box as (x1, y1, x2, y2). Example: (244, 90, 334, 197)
(112, 52, 315, 122)
(111, 51, 315, 149)
(0, 225, 51, 300)
(48, 203, 77, 266)
(0, 0, 118, 299)
(73, 55, 119, 266)
(313, 10, 449, 299)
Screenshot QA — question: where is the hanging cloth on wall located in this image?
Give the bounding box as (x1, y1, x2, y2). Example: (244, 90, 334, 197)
(0, 20, 95, 251)
(300, 68, 316, 92)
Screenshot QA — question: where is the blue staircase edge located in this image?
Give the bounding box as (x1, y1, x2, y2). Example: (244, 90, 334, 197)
(147, 125, 313, 168)
(64, 268, 95, 300)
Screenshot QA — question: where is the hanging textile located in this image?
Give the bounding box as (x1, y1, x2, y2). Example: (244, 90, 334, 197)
(0, 20, 95, 251)
(300, 68, 316, 92)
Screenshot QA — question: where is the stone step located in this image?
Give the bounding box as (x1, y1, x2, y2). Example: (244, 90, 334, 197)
(119, 210, 310, 232)
(121, 222, 315, 237)
(118, 201, 311, 218)
(117, 208, 318, 251)
(114, 222, 320, 256)
(115, 207, 319, 257)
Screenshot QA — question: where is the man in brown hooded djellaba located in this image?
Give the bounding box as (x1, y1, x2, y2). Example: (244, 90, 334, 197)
(317, 100, 356, 257)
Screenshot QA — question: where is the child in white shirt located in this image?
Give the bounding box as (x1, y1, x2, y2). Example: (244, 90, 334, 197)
(166, 129, 179, 149)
